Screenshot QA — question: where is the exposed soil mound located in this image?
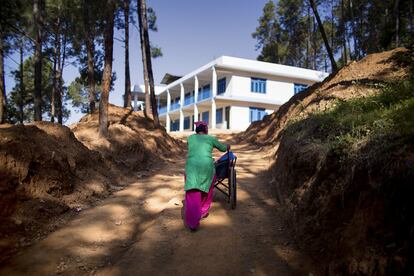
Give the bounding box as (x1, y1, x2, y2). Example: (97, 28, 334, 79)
(71, 104, 183, 170)
(0, 122, 117, 262)
(239, 48, 414, 274)
(239, 47, 412, 147)
(0, 105, 183, 264)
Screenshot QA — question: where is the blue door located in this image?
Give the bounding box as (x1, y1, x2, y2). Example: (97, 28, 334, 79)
(184, 117, 190, 130)
(202, 111, 209, 124)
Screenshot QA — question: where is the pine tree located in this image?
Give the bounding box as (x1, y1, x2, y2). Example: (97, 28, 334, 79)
(138, 0, 159, 126)
(123, 0, 132, 108)
(99, 0, 116, 137)
(33, 0, 44, 121)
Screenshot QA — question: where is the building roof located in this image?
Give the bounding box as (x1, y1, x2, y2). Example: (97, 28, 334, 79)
(132, 84, 165, 96)
(132, 56, 329, 95)
(161, 56, 329, 91)
(160, 73, 182, 85)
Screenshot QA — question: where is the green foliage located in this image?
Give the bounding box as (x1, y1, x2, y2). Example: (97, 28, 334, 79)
(150, 44, 163, 59)
(67, 77, 90, 113)
(304, 79, 414, 160)
(254, 0, 414, 71)
(252, 0, 326, 69)
(67, 53, 117, 114)
(7, 56, 70, 123)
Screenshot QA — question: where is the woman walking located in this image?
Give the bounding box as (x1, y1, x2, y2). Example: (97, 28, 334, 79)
(184, 121, 229, 231)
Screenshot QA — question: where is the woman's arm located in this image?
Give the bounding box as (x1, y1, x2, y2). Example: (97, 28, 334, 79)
(212, 136, 228, 152)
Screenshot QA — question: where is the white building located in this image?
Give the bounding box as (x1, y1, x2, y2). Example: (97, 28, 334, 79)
(132, 56, 328, 132)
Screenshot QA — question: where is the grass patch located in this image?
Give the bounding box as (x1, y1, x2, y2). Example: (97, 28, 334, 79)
(287, 78, 414, 162)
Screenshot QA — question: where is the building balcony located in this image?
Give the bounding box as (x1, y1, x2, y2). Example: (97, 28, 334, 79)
(198, 89, 211, 101)
(184, 95, 195, 106)
(158, 106, 167, 114)
(170, 102, 180, 111)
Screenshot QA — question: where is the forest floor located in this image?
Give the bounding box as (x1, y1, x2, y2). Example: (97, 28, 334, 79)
(0, 133, 316, 276)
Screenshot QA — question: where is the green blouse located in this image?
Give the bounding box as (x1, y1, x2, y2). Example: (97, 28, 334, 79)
(184, 134, 227, 193)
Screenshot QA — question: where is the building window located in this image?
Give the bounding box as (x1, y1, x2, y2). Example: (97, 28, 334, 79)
(294, 83, 308, 94)
(171, 120, 180, 131)
(216, 108, 223, 124)
(251, 78, 266, 93)
(249, 107, 267, 122)
(202, 111, 209, 124)
(217, 78, 226, 94)
(184, 116, 190, 129)
(184, 91, 194, 105)
(199, 84, 211, 101)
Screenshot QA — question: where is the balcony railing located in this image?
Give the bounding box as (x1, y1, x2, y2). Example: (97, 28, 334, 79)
(184, 95, 195, 106)
(199, 88, 211, 101)
(170, 102, 180, 111)
(158, 106, 167, 114)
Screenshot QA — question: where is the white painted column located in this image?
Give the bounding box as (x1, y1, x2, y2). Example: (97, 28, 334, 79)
(179, 83, 184, 131)
(133, 93, 138, 111)
(194, 76, 199, 123)
(167, 89, 171, 112)
(212, 66, 217, 97)
(211, 66, 217, 129)
(166, 90, 171, 132)
(211, 99, 216, 129)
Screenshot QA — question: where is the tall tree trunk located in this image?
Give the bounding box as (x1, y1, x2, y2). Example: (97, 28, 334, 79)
(0, 37, 6, 124)
(312, 17, 317, 70)
(341, 0, 348, 64)
(56, 31, 64, 124)
(124, 0, 132, 108)
(409, 0, 413, 36)
(138, 0, 159, 126)
(33, 0, 43, 121)
(99, 0, 115, 137)
(349, 0, 359, 59)
(51, 45, 57, 123)
(83, 0, 96, 114)
(51, 20, 60, 123)
(19, 39, 25, 123)
(309, 0, 338, 72)
(137, 0, 150, 118)
(331, 0, 335, 54)
(394, 0, 400, 47)
(306, 7, 311, 68)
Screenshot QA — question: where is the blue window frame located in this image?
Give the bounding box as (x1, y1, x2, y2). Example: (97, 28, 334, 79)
(171, 120, 180, 131)
(217, 78, 226, 94)
(251, 78, 266, 93)
(184, 116, 190, 129)
(249, 107, 267, 122)
(216, 108, 223, 124)
(199, 84, 211, 101)
(184, 91, 194, 105)
(202, 111, 209, 124)
(158, 106, 167, 114)
(294, 83, 308, 94)
(171, 97, 180, 110)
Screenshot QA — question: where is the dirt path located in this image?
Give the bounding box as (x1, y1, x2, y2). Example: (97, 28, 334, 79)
(0, 134, 316, 276)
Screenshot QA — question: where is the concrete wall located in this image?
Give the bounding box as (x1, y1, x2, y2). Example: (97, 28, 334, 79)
(227, 105, 274, 131)
(229, 106, 250, 131)
(227, 73, 303, 104)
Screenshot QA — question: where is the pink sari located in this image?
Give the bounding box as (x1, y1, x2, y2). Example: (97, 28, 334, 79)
(185, 175, 216, 230)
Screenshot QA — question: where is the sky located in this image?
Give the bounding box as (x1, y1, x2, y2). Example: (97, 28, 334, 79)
(4, 0, 269, 124)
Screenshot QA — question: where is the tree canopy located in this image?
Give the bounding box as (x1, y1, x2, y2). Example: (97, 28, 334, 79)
(253, 0, 414, 71)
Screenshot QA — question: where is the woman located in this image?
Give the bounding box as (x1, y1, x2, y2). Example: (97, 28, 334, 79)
(184, 121, 229, 231)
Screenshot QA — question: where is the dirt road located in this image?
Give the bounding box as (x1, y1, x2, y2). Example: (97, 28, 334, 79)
(0, 134, 315, 276)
